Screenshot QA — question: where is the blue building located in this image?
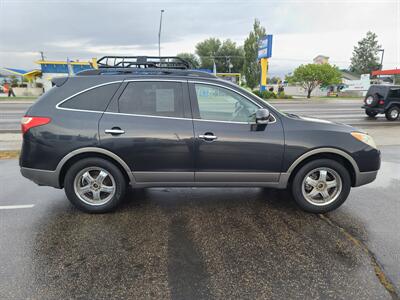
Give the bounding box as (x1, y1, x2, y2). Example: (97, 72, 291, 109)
(36, 59, 96, 91)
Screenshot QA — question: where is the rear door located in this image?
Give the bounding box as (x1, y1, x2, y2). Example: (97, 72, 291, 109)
(99, 79, 195, 184)
(189, 82, 285, 184)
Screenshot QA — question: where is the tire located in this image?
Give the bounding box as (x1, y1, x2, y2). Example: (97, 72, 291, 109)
(365, 110, 378, 117)
(385, 106, 400, 121)
(64, 157, 127, 213)
(365, 94, 379, 107)
(291, 159, 351, 213)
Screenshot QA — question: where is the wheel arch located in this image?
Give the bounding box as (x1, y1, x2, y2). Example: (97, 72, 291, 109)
(284, 148, 359, 187)
(56, 147, 134, 188)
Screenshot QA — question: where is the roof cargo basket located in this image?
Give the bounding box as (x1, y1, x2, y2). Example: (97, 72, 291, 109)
(77, 67, 216, 78)
(96, 56, 190, 70)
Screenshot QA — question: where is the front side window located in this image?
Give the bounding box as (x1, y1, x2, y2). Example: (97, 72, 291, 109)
(118, 82, 184, 118)
(59, 83, 120, 111)
(194, 84, 259, 123)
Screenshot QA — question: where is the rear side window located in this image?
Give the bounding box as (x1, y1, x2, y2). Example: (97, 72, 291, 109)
(59, 83, 120, 111)
(389, 88, 400, 100)
(118, 82, 184, 118)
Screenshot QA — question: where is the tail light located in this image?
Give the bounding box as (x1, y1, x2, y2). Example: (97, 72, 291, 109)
(21, 116, 51, 134)
(379, 100, 384, 105)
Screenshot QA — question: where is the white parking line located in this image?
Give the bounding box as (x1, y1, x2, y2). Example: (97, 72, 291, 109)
(0, 204, 35, 210)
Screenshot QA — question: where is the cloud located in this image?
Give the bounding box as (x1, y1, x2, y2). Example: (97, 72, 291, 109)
(0, 0, 398, 76)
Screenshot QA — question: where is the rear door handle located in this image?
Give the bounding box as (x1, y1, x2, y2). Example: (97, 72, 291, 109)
(105, 128, 125, 135)
(199, 133, 217, 141)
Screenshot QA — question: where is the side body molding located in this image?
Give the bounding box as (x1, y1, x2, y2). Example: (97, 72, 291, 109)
(56, 147, 135, 185)
(277, 147, 360, 189)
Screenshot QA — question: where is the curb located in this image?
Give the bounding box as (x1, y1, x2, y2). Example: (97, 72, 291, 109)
(0, 130, 20, 134)
(0, 101, 35, 105)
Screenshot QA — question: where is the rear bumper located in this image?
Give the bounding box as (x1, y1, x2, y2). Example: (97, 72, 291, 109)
(354, 170, 378, 187)
(362, 105, 384, 113)
(20, 167, 61, 188)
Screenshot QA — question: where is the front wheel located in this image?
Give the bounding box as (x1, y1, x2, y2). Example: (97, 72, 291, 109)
(64, 157, 127, 213)
(385, 106, 400, 121)
(291, 159, 351, 213)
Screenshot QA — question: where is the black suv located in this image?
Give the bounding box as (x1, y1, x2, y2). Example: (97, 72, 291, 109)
(363, 84, 400, 120)
(20, 56, 380, 214)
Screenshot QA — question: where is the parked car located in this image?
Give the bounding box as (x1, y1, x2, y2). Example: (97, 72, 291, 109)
(20, 56, 380, 214)
(362, 85, 400, 121)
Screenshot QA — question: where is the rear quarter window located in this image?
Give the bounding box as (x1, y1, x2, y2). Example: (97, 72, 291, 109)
(59, 83, 120, 111)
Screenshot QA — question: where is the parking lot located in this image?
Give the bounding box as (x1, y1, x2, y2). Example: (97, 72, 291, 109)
(0, 99, 399, 299)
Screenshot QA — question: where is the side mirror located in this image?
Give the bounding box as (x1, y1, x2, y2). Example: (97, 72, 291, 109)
(255, 108, 270, 124)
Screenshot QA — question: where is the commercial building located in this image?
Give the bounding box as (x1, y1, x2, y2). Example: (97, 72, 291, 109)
(36, 59, 97, 91)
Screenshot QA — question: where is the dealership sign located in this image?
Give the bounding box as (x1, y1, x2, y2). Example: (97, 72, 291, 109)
(258, 35, 273, 59)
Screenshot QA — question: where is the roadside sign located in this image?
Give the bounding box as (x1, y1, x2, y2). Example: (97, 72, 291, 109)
(258, 35, 273, 59)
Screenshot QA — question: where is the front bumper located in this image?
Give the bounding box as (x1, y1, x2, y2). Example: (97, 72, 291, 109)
(20, 167, 61, 188)
(354, 170, 378, 187)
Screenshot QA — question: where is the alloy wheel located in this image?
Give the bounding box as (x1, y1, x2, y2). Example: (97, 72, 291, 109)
(301, 167, 342, 206)
(73, 167, 116, 206)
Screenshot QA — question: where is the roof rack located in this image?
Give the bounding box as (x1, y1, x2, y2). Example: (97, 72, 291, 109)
(96, 56, 190, 69)
(77, 67, 217, 79)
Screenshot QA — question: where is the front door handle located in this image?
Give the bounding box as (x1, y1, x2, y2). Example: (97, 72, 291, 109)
(105, 128, 125, 135)
(199, 133, 217, 141)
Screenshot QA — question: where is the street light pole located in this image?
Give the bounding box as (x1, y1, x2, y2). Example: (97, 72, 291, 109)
(378, 49, 385, 70)
(158, 9, 165, 58)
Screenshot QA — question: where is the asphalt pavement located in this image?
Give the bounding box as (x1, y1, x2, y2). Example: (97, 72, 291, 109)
(272, 99, 400, 127)
(0, 146, 399, 299)
(0, 102, 32, 133)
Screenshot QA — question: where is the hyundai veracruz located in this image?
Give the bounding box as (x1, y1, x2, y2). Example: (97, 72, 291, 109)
(20, 56, 380, 213)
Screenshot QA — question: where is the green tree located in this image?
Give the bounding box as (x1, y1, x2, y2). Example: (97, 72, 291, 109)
(287, 64, 342, 98)
(243, 19, 266, 89)
(10, 75, 19, 86)
(177, 52, 200, 69)
(350, 31, 381, 75)
(268, 76, 281, 84)
(195, 38, 244, 72)
(216, 39, 244, 73)
(195, 38, 221, 70)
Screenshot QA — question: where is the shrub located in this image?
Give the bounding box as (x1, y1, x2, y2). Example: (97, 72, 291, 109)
(276, 92, 293, 99)
(253, 90, 277, 99)
(253, 90, 293, 100)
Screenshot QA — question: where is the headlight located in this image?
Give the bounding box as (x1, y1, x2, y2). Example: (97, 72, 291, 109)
(351, 132, 377, 149)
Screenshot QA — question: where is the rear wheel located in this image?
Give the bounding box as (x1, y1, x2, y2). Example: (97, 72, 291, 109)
(365, 110, 378, 117)
(385, 106, 400, 121)
(64, 157, 127, 213)
(291, 159, 351, 213)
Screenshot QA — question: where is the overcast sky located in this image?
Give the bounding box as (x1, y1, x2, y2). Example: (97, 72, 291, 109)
(0, 0, 399, 76)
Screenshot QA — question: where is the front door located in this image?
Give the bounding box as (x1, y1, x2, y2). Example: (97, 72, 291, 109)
(99, 80, 195, 184)
(189, 82, 285, 184)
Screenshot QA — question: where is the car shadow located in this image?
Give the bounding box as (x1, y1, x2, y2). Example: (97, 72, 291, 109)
(27, 187, 382, 299)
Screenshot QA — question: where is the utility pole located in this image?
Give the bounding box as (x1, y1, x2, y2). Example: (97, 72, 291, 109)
(158, 9, 165, 58)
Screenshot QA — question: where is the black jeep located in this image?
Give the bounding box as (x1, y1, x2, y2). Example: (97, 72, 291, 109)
(363, 85, 400, 121)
